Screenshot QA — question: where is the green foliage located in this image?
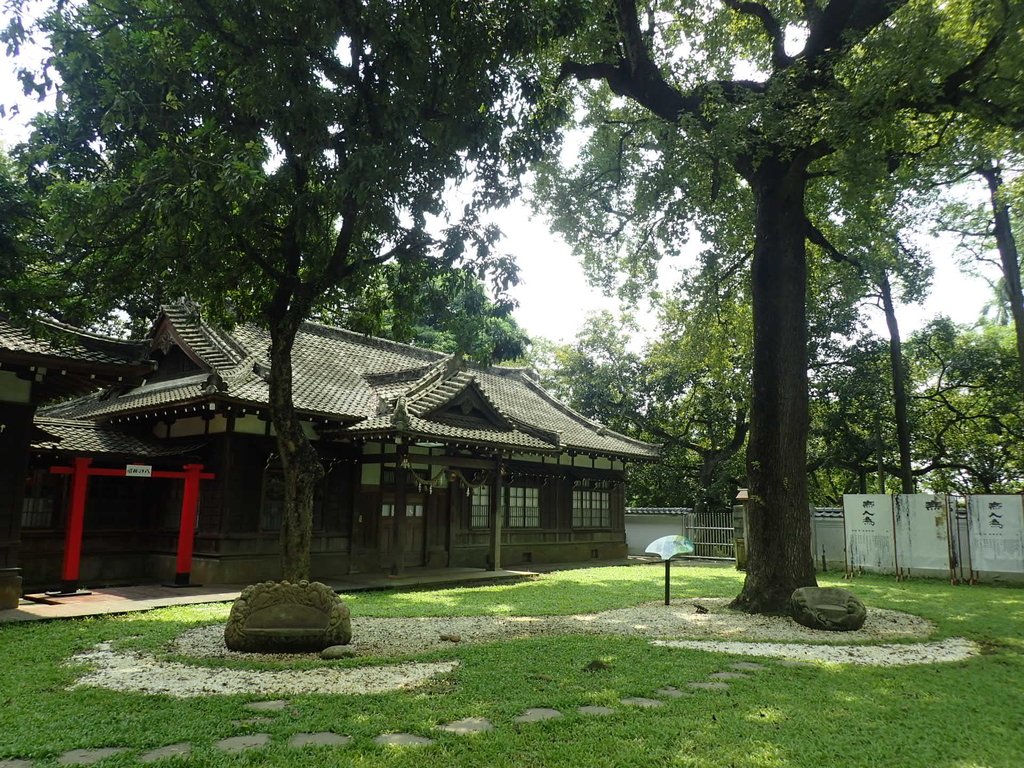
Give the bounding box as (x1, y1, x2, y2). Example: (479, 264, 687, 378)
(333, 265, 531, 364)
(539, 291, 750, 511)
(541, 310, 648, 434)
(808, 318, 1023, 500)
(908, 317, 1023, 493)
(3, 0, 575, 328)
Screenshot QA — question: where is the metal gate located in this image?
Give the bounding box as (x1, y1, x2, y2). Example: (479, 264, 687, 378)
(682, 509, 736, 560)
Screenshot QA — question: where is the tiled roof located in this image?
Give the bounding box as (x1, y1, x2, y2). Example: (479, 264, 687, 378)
(347, 413, 557, 452)
(41, 374, 213, 419)
(157, 305, 247, 371)
(0, 315, 150, 369)
(626, 507, 691, 516)
(33, 418, 206, 457)
(42, 306, 660, 460)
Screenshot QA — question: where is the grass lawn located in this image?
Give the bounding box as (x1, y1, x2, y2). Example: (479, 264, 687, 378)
(1, 564, 1022, 767)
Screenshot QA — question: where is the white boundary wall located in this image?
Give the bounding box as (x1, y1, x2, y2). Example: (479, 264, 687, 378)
(966, 495, 1024, 578)
(893, 494, 954, 577)
(835, 494, 1024, 582)
(842, 494, 896, 573)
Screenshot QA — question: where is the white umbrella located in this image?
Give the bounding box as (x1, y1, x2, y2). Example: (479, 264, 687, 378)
(645, 535, 695, 560)
(645, 535, 695, 605)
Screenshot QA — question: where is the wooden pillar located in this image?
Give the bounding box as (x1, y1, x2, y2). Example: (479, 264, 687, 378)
(0, 401, 33, 607)
(488, 457, 503, 571)
(172, 464, 204, 586)
(392, 446, 408, 576)
(347, 459, 359, 570)
(59, 456, 92, 593)
(447, 472, 458, 567)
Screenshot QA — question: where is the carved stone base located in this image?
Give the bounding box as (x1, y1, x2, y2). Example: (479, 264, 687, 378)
(790, 586, 867, 631)
(224, 580, 352, 653)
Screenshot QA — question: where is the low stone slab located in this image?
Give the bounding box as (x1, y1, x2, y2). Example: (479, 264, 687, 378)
(321, 645, 357, 660)
(438, 717, 493, 734)
(289, 732, 351, 748)
(777, 659, 817, 668)
(58, 748, 127, 765)
(709, 671, 749, 680)
(214, 734, 270, 753)
(577, 705, 616, 716)
(0, 760, 34, 768)
(790, 586, 867, 632)
(139, 743, 192, 762)
(730, 662, 768, 671)
(656, 686, 691, 698)
(514, 708, 563, 723)
(374, 733, 434, 746)
(687, 681, 730, 691)
(225, 580, 351, 653)
(620, 697, 664, 708)
(244, 699, 289, 712)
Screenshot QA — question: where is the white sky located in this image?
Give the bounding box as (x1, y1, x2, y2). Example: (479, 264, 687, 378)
(1, 33, 997, 352)
(498, 194, 997, 348)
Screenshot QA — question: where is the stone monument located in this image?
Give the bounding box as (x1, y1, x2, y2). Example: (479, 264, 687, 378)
(224, 580, 352, 653)
(790, 586, 867, 631)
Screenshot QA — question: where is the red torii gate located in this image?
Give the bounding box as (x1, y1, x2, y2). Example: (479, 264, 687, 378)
(50, 457, 215, 593)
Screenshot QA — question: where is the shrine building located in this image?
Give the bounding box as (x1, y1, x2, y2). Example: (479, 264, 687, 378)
(1, 305, 659, 601)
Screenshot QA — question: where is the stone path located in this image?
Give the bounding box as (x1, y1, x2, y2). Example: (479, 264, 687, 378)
(2, 657, 781, 765)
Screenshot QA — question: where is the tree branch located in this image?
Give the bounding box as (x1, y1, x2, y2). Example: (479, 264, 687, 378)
(802, 0, 909, 69)
(722, 0, 792, 70)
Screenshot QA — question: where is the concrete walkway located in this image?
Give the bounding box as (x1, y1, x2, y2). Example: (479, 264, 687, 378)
(0, 566, 539, 624)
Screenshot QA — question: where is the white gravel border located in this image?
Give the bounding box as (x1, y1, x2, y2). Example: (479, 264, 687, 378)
(64, 600, 978, 697)
(651, 637, 978, 665)
(171, 598, 937, 661)
(68, 642, 458, 698)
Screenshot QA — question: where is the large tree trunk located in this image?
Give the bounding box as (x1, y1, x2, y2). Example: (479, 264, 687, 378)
(879, 272, 914, 493)
(979, 164, 1024, 389)
(732, 157, 818, 614)
(267, 315, 325, 582)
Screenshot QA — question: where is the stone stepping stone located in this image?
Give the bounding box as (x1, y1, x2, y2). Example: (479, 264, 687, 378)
(777, 659, 816, 668)
(514, 708, 563, 723)
(139, 743, 192, 763)
(577, 705, 616, 716)
(709, 671, 749, 680)
(244, 700, 289, 712)
(58, 748, 127, 765)
(0, 760, 34, 768)
(374, 733, 434, 747)
(214, 734, 270, 753)
(620, 697, 664, 708)
(656, 686, 691, 698)
(730, 662, 768, 671)
(687, 681, 730, 691)
(438, 717, 494, 735)
(289, 732, 352, 748)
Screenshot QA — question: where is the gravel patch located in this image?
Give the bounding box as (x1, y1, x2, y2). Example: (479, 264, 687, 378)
(171, 599, 935, 661)
(68, 642, 458, 698)
(64, 600, 975, 698)
(652, 637, 978, 666)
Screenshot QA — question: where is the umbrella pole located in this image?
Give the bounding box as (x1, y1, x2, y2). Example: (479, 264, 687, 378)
(664, 560, 671, 605)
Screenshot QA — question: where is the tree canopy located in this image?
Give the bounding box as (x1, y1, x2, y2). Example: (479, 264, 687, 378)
(537, 0, 1021, 612)
(3, 0, 576, 580)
